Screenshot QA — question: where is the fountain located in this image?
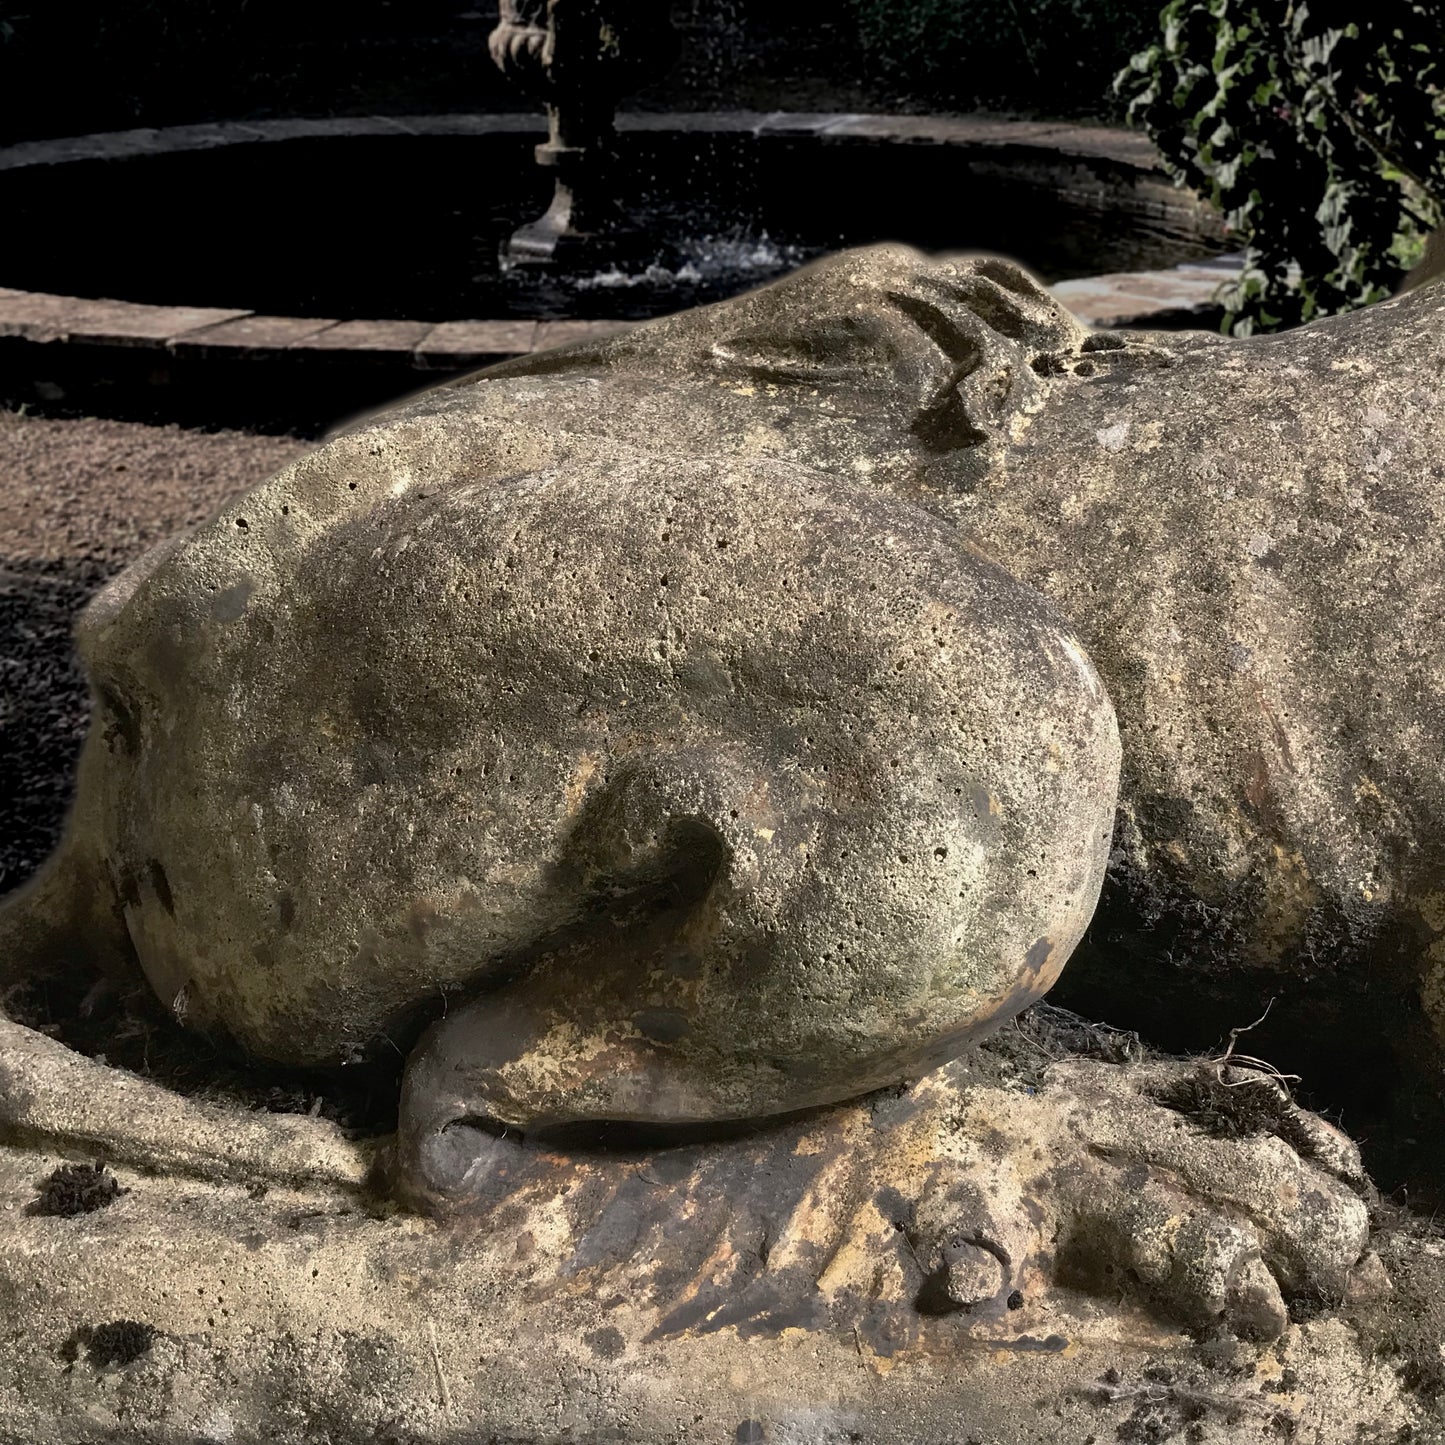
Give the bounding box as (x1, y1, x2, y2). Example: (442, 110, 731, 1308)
(0, 0, 1235, 437)
(489, 0, 679, 269)
(0, 102, 1232, 436)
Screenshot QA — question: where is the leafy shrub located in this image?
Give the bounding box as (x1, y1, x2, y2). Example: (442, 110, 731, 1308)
(1116, 1, 1445, 334)
(843, 0, 1165, 117)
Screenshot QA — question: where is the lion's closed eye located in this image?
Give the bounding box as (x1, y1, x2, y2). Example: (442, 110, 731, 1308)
(710, 313, 908, 383)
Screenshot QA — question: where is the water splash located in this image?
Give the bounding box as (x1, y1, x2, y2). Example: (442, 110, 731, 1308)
(574, 232, 812, 292)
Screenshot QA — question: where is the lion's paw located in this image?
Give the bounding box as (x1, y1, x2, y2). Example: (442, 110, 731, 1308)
(1018, 1054, 1375, 1341)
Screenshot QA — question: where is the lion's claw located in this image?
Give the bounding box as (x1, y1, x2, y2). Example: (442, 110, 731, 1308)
(898, 1049, 1372, 1343)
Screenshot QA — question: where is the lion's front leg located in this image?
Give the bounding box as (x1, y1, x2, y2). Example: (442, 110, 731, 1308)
(0, 1010, 373, 1192)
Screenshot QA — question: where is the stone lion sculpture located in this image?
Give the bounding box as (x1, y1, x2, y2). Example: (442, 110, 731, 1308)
(1, 244, 1435, 1378)
(4, 439, 1122, 1181)
(435, 244, 1445, 1147)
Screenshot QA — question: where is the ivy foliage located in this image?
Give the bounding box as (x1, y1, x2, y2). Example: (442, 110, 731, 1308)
(1116, 1, 1445, 335)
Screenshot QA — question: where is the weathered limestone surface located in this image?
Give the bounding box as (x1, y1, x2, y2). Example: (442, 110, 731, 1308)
(0, 1018, 1416, 1445)
(2, 246, 1443, 1439)
(3, 448, 1120, 1194)
(401, 248, 1445, 1102)
(19, 245, 1442, 1123)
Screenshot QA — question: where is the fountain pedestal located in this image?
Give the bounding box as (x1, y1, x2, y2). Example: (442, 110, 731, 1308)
(490, 0, 678, 269)
(505, 131, 639, 268)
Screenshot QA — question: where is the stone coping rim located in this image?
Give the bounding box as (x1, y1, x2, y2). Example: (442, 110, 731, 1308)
(0, 111, 1232, 364)
(0, 256, 1246, 368)
(0, 109, 1167, 173)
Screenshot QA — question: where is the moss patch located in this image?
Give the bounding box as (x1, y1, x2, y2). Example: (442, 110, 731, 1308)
(1149, 1068, 1317, 1158)
(27, 1160, 123, 1217)
(60, 1320, 158, 1369)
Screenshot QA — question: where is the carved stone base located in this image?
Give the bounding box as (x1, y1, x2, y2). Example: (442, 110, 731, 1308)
(0, 1009, 1430, 1444)
(500, 188, 652, 270)
(501, 144, 657, 270)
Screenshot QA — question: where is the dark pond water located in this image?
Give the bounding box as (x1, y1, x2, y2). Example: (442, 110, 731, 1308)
(3, 130, 1223, 321)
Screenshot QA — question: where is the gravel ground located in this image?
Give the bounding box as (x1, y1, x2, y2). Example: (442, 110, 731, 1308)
(0, 411, 311, 895)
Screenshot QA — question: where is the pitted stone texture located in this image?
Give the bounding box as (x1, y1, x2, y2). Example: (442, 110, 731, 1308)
(376, 244, 1445, 1103)
(0, 1037, 1410, 1445)
(19, 451, 1116, 1146)
(399, 1048, 1376, 1352)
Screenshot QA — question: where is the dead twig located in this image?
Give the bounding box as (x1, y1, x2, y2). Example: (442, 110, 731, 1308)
(1207, 999, 1301, 1091)
(1084, 1379, 1296, 1424)
(427, 1320, 451, 1413)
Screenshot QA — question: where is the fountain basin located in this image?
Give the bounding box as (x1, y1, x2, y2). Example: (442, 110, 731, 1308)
(0, 111, 1230, 431)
